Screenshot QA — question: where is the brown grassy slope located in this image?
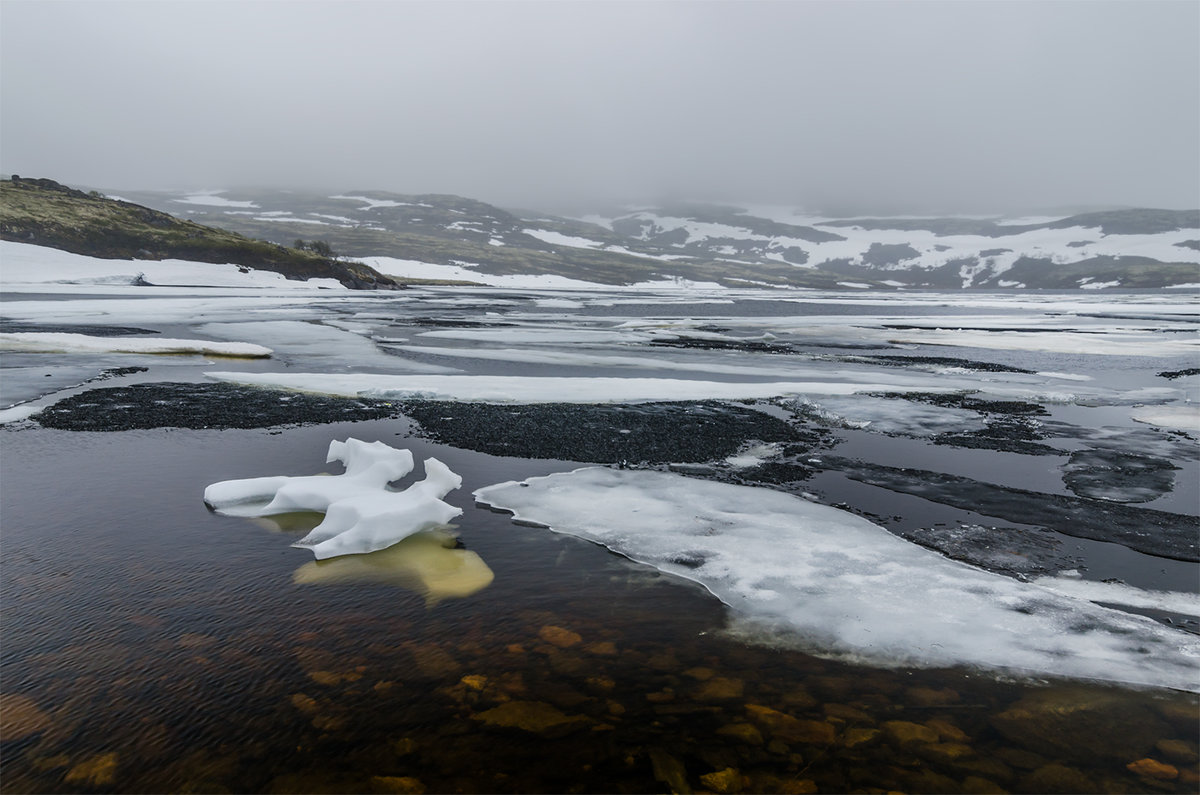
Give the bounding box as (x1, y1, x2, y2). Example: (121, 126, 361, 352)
(0, 177, 400, 289)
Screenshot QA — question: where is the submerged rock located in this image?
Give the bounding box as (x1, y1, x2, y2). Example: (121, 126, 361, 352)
(64, 752, 119, 788)
(1126, 758, 1179, 780)
(0, 693, 52, 741)
(648, 747, 691, 795)
(745, 704, 836, 745)
(471, 701, 591, 738)
(990, 688, 1171, 764)
(370, 775, 427, 794)
(538, 625, 582, 648)
(700, 766, 746, 794)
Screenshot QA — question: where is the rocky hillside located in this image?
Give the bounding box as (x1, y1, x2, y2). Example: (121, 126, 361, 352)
(107, 185, 1200, 289)
(0, 178, 400, 289)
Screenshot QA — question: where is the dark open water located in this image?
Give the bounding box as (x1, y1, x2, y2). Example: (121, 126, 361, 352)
(2, 420, 1197, 794)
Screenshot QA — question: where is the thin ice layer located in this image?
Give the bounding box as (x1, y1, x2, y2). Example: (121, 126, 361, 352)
(474, 468, 1200, 691)
(204, 439, 462, 559)
(1, 332, 271, 358)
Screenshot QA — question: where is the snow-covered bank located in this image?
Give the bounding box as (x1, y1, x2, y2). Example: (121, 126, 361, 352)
(0, 240, 345, 289)
(476, 468, 1200, 692)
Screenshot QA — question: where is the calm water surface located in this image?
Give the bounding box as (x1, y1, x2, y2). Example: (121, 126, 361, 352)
(2, 421, 1197, 794)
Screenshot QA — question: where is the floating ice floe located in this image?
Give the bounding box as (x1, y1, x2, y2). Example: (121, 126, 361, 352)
(204, 439, 462, 560)
(475, 468, 1200, 692)
(0, 332, 272, 358)
(1131, 404, 1200, 432)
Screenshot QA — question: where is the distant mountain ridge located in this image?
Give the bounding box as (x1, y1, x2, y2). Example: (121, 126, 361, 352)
(21, 180, 1200, 289)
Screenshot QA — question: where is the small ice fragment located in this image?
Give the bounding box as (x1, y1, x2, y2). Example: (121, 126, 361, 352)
(203, 439, 462, 559)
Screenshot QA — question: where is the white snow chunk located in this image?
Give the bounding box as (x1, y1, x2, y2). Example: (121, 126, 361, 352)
(295, 457, 462, 560)
(204, 439, 463, 559)
(1131, 404, 1200, 432)
(0, 332, 271, 358)
(475, 468, 1200, 691)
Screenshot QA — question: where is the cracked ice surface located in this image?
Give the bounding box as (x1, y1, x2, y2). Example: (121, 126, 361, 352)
(204, 439, 462, 559)
(475, 468, 1200, 691)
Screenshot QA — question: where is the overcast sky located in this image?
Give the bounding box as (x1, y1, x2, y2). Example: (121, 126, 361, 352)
(2, 0, 1197, 213)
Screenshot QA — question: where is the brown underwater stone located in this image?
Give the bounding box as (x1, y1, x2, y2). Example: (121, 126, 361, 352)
(0, 693, 52, 741)
(471, 700, 592, 738)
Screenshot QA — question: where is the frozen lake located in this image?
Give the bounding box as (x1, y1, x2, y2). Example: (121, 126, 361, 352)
(2, 279, 1198, 793)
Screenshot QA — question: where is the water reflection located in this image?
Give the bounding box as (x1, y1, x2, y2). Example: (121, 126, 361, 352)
(250, 511, 325, 533)
(292, 530, 494, 605)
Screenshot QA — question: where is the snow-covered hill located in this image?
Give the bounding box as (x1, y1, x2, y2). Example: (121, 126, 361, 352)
(113, 187, 1200, 289)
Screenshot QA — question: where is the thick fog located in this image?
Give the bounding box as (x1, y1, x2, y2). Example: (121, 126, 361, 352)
(2, 1, 1197, 214)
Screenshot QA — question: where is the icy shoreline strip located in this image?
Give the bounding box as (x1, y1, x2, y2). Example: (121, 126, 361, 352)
(475, 468, 1200, 692)
(1, 332, 272, 358)
(203, 372, 961, 403)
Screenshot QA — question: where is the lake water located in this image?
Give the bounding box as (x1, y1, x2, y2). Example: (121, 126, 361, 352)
(1, 287, 1197, 793)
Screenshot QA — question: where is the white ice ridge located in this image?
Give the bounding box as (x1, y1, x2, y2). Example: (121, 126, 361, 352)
(0, 332, 272, 358)
(475, 468, 1200, 692)
(203, 439, 463, 560)
(203, 372, 959, 403)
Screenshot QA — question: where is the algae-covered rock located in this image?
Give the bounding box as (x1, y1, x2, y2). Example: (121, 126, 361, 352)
(370, 775, 427, 794)
(471, 700, 591, 738)
(696, 677, 744, 700)
(64, 752, 119, 788)
(648, 747, 691, 794)
(1126, 757, 1179, 780)
(1018, 763, 1096, 794)
(959, 775, 1008, 794)
(538, 625, 582, 648)
(700, 767, 745, 794)
(882, 720, 939, 746)
(716, 722, 764, 745)
(841, 727, 881, 749)
(745, 704, 835, 745)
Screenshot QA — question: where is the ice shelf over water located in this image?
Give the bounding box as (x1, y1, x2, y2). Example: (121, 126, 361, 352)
(0, 332, 272, 358)
(475, 468, 1200, 691)
(204, 439, 463, 559)
(202, 372, 963, 403)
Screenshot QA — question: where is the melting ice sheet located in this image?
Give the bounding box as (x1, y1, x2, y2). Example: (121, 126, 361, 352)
(204, 439, 463, 560)
(475, 468, 1200, 692)
(0, 332, 272, 358)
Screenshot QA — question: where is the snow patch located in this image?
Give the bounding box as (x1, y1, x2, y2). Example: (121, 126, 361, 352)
(204, 438, 463, 560)
(173, 192, 259, 208)
(475, 468, 1200, 691)
(1131, 404, 1200, 432)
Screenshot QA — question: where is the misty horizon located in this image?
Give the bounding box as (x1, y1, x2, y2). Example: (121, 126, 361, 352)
(3, 1, 1197, 216)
